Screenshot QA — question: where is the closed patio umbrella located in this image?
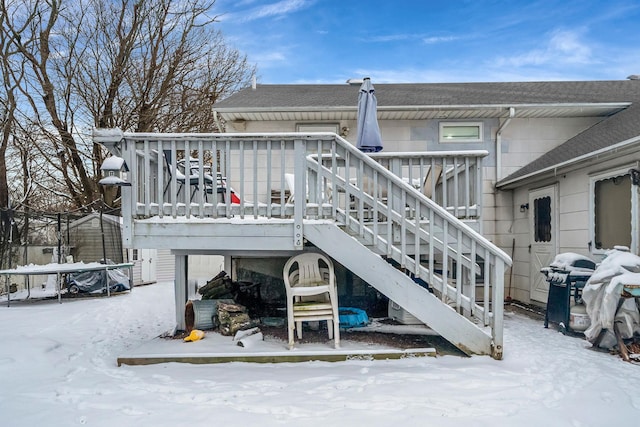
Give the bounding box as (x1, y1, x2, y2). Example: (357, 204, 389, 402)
(356, 77, 383, 152)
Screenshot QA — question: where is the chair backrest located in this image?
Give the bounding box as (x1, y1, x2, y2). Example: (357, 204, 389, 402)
(163, 150, 190, 181)
(284, 173, 296, 203)
(422, 164, 443, 198)
(283, 253, 335, 295)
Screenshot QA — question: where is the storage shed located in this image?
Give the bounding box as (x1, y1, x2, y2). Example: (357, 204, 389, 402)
(65, 213, 126, 264)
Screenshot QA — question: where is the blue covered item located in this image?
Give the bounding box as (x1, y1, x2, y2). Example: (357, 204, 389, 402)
(339, 307, 369, 328)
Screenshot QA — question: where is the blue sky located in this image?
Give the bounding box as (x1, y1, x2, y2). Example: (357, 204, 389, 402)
(214, 0, 640, 84)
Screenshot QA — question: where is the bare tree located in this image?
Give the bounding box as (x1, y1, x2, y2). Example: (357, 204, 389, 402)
(0, 0, 256, 215)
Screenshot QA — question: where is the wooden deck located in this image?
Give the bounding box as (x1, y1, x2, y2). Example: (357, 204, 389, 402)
(96, 130, 511, 359)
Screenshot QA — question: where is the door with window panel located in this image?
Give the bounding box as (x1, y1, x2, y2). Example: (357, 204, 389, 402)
(529, 185, 558, 303)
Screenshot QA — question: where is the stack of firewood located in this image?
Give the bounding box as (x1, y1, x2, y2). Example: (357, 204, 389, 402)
(198, 271, 263, 316)
(198, 271, 235, 300)
(195, 271, 262, 335)
(216, 301, 259, 336)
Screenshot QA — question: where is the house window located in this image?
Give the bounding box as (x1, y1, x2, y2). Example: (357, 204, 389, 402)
(439, 122, 483, 143)
(131, 249, 139, 261)
(593, 173, 632, 250)
(296, 123, 340, 134)
(534, 196, 552, 242)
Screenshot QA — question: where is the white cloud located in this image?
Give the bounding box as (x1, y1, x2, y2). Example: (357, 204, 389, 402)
(364, 34, 460, 44)
(227, 0, 314, 23)
(494, 29, 593, 68)
(422, 36, 459, 45)
(351, 68, 476, 84)
(252, 51, 287, 64)
(366, 34, 413, 43)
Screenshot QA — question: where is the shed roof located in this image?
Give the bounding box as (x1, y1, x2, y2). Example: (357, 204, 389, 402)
(66, 212, 122, 229)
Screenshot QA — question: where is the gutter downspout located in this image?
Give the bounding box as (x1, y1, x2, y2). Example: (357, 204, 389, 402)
(212, 109, 224, 132)
(496, 107, 515, 182)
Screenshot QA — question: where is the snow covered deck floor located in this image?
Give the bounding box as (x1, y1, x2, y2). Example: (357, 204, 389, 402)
(117, 324, 439, 366)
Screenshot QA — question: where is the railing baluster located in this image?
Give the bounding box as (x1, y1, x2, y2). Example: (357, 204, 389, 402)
(400, 190, 407, 268)
(453, 156, 459, 218)
(252, 140, 258, 217)
(266, 140, 273, 218)
(156, 140, 164, 218)
(469, 240, 476, 316)
(224, 140, 232, 218)
(464, 157, 470, 219)
(484, 248, 491, 326)
(414, 201, 421, 278)
(441, 221, 449, 302)
(456, 228, 463, 313)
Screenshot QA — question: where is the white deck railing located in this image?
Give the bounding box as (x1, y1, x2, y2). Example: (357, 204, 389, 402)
(97, 130, 511, 358)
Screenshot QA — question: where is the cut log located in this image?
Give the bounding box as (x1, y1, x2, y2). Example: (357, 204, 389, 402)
(237, 332, 264, 348)
(233, 327, 261, 341)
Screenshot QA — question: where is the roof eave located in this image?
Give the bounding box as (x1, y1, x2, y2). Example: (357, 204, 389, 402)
(215, 102, 630, 114)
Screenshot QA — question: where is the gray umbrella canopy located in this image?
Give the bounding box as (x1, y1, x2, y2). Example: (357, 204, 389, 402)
(355, 77, 383, 153)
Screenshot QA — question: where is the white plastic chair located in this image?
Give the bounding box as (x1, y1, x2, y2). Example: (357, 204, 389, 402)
(283, 253, 340, 349)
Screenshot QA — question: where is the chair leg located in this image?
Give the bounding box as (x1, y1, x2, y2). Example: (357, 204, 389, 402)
(332, 307, 340, 349)
(327, 320, 334, 339)
(296, 321, 303, 339)
(287, 319, 295, 350)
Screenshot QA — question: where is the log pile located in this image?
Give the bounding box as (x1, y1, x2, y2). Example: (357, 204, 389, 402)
(198, 271, 234, 300)
(217, 301, 259, 336)
(191, 271, 263, 337)
(197, 271, 263, 316)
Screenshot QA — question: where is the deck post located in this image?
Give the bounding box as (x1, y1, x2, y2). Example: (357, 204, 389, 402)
(174, 254, 188, 332)
(492, 259, 505, 359)
(121, 138, 134, 246)
(293, 139, 305, 249)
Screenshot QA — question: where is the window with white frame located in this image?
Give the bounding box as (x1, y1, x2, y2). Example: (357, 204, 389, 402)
(439, 122, 483, 143)
(296, 123, 340, 134)
(590, 168, 636, 253)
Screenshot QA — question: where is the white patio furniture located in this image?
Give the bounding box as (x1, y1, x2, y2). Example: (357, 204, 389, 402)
(283, 253, 340, 349)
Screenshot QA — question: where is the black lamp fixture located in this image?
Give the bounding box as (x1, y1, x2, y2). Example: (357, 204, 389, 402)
(519, 203, 529, 212)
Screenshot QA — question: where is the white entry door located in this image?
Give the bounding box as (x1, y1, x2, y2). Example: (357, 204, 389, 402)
(529, 185, 558, 303)
(140, 249, 157, 284)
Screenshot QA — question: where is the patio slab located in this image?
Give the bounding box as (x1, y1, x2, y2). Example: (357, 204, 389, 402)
(117, 323, 440, 366)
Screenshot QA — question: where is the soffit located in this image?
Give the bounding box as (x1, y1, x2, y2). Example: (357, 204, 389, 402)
(218, 104, 627, 123)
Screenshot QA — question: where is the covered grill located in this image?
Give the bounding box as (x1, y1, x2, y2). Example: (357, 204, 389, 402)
(541, 253, 596, 334)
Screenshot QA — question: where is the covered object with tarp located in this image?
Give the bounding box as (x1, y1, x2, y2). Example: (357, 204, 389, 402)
(582, 248, 640, 350)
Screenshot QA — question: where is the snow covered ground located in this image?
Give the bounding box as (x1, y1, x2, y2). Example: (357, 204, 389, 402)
(1, 281, 639, 427)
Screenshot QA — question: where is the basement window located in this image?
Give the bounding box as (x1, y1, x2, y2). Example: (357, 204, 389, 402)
(439, 122, 483, 143)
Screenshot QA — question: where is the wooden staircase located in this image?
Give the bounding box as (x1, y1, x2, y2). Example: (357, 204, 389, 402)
(305, 222, 498, 356)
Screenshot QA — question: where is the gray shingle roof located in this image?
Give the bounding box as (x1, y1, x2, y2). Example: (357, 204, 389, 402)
(214, 80, 640, 185)
(215, 81, 640, 109)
